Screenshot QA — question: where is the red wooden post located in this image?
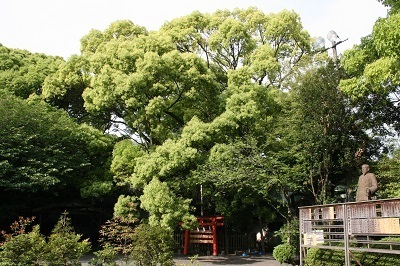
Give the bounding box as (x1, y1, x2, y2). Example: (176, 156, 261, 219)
(183, 229, 190, 255)
(212, 223, 218, 255)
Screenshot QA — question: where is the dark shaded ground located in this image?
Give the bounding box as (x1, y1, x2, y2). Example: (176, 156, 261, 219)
(81, 253, 286, 265)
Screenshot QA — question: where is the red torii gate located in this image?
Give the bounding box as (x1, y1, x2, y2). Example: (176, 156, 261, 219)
(183, 216, 224, 256)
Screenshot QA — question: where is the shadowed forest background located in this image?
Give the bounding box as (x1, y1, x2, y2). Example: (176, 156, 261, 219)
(2, 0, 400, 259)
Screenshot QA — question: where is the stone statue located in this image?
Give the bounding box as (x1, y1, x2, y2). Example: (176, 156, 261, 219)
(356, 164, 378, 201)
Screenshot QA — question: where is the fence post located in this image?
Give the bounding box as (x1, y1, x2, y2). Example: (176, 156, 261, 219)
(183, 230, 190, 255)
(299, 212, 304, 266)
(343, 203, 350, 266)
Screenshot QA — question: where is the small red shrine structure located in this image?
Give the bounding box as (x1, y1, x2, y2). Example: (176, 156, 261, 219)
(183, 216, 224, 256)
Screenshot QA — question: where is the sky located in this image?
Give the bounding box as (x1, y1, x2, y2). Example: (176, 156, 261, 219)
(1, 0, 388, 59)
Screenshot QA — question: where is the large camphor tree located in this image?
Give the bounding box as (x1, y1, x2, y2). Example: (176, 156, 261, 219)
(54, 8, 315, 231)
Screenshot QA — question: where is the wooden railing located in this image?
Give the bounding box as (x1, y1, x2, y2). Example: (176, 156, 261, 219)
(299, 198, 400, 266)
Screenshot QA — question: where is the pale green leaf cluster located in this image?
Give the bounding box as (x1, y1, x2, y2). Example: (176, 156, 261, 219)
(111, 139, 144, 186)
(0, 45, 63, 98)
(140, 178, 197, 230)
(131, 139, 199, 189)
(42, 55, 90, 100)
(377, 148, 400, 199)
(113, 195, 140, 221)
(373, 14, 400, 57)
(81, 27, 220, 144)
(129, 80, 273, 189)
(340, 11, 400, 99)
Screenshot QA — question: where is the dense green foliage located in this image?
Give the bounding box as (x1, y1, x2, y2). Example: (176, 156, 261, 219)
(94, 217, 175, 266)
(2, 2, 400, 263)
(340, 2, 400, 136)
(97, 217, 137, 263)
(0, 92, 116, 232)
(0, 217, 46, 265)
(376, 149, 400, 198)
(304, 238, 400, 266)
(129, 223, 175, 266)
(0, 214, 90, 265)
(0, 93, 115, 193)
(340, 0, 400, 199)
(272, 243, 297, 264)
(44, 213, 91, 265)
(0, 45, 63, 99)
(140, 178, 197, 229)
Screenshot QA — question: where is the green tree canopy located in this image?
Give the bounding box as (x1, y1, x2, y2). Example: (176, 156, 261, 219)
(140, 178, 197, 230)
(340, 7, 400, 135)
(0, 93, 115, 197)
(0, 44, 63, 98)
(116, 7, 315, 230)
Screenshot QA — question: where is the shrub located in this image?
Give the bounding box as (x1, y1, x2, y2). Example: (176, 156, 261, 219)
(97, 216, 137, 263)
(273, 243, 297, 265)
(130, 223, 175, 266)
(44, 212, 91, 265)
(94, 218, 176, 266)
(303, 247, 344, 266)
(304, 238, 400, 266)
(89, 243, 117, 266)
(0, 213, 90, 266)
(113, 195, 141, 221)
(0, 221, 46, 265)
(274, 218, 299, 247)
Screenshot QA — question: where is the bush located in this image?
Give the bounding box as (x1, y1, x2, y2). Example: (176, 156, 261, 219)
(97, 216, 137, 263)
(44, 212, 91, 265)
(274, 218, 299, 247)
(93, 219, 176, 266)
(89, 243, 117, 266)
(273, 243, 297, 264)
(304, 238, 400, 266)
(130, 223, 175, 266)
(0, 223, 46, 265)
(0, 213, 90, 266)
(303, 247, 344, 266)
